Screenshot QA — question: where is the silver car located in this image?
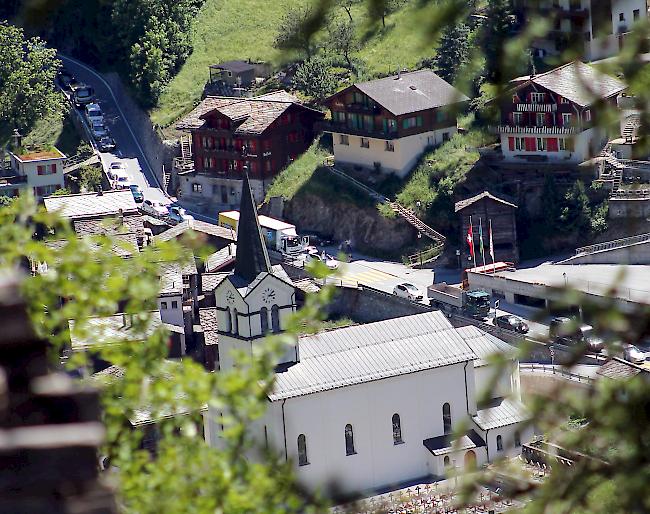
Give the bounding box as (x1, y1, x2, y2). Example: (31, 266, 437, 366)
(393, 283, 424, 301)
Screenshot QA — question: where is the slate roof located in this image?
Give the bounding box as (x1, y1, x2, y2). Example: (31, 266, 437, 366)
(269, 311, 478, 401)
(233, 174, 271, 283)
(158, 262, 184, 296)
(455, 326, 515, 367)
(175, 91, 318, 134)
(44, 191, 138, 220)
(472, 397, 529, 430)
(45, 232, 140, 258)
(423, 429, 486, 456)
(154, 219, 236, 243)
(73, 214, 145, 238)
(454, 191, 518, 213)
(351, 69, 469, 116)
(513, 61, 626, 107)
(596, 357, 646, 380)
(201, 272, 230, 294)
(210, 60, 255, 73)
(205, 244, 237, 273)
(69, 311, 163, 351)
(293, 277, 321, 294)
(199, 307, 219, 346)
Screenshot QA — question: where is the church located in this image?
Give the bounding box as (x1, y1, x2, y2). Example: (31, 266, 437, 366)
(203, 175, 533, 498)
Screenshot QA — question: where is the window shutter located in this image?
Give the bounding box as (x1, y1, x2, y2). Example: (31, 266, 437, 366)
(525, 137, 535, 151)
(508, 137, 515, 151)
(547, 138, 558, 151)
(545, 113, 551, 125)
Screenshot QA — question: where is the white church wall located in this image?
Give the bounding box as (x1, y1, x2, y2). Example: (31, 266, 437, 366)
(278, 362, 476, 496)
(481, 423, 535, 462)
(473, 362, 516, 402)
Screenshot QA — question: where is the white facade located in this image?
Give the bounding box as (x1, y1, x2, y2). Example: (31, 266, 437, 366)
(8, 149, 66, 199)
(330, 126, 457, 178)
(587, 0, 647, 61)
(205, 270, 532, 498)
(179, 174, 268, 212)
(500, 127, 607, 163)
(158, 295, 184, 328)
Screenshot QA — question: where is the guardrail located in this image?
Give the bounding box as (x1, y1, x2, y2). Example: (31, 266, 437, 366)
(519, 363, 595, 384)
(323, 160, 387, 203)
(575, 232, 650, 255)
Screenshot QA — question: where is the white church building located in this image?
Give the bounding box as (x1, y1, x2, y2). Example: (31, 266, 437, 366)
(203, 175, 533, 498)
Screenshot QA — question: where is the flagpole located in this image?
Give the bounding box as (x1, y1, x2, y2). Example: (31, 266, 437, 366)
(470, 216, 476, 269)
(478, 218, 485, 272)
(490, 219, 496, 274)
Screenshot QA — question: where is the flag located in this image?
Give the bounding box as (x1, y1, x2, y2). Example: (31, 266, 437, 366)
(479, 218, 486, 267)
(489, 219, 495, 261)
(466, 217, 474, 257)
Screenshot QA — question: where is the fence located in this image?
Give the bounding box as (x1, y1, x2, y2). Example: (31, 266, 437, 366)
(519, 363, 595, 384)
(575, 232, 650, 255)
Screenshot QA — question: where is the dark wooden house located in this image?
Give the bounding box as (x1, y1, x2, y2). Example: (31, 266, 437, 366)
(455, 191, 519, 267)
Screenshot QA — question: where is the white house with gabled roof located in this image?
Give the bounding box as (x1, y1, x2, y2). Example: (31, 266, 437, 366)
(6, 147, 66, 199)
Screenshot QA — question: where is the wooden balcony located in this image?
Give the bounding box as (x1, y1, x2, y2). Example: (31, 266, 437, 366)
(516, 103, 557, 112)
(494, 125, 578, 135)
(319, 121, 399, 140)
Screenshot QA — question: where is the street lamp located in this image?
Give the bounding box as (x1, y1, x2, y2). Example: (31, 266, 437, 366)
(456, 249, 461, 269)
(563, 272, 567, 287)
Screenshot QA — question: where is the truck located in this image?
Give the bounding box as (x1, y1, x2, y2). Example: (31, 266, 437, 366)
(218, 210, 309, 255)
(427, 282, 491, 319)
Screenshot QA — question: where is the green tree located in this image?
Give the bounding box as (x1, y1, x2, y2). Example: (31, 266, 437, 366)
(274, 5, 317, 60)
(432, 23, 470, 84)
(80, 164, 103, 192)
(0, 21, 62, 133)
(560, 180, 591, 233)
(51, 188, 71, 196)
(337, 0, 361, 22)
(481, 0, 517, 84)
(541, 173, 561, 231)
(368, 0, 406, 28)
(327, 19, 360, 69)
(293, 56, 337, 101)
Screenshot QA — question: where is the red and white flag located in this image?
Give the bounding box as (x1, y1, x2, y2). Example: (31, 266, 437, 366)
(467, 217, 475, 258)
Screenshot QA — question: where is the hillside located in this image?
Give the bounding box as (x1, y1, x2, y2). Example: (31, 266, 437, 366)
(150, 0, 440, 127)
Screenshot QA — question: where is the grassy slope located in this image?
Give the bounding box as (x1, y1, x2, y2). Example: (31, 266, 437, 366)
(151, 0, 440, 126)
(150, 0, 296, 127)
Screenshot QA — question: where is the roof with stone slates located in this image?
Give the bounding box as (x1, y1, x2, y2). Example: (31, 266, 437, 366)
(69, 311, 163, 351)
(269, 311, 479, 401)
(45, 232, 140, 258)
(201, 272, 230, 294)
(596, 357, 645, 380)
(210, 60, 255, 73)
(44, 191, 138, 220)
(454, 191, 518, 212)
(351, 69, 469, 116)
(154, 219, 236, 243)
(175, 97, 239, 130)
(205, 244, 237, 273)
(514, 61, 626, 107)
(73, 214, 145, 238)
(199, 307, 219, 346)
(472, 397, 529, 430)
(158, 261, 184, 296)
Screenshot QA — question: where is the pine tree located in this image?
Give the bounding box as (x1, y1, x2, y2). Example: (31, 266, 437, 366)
(482, 0, 516, 84)
(432, 23, 470, 84)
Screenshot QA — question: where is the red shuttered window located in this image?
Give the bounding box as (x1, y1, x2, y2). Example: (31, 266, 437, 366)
(547, 138, 559, 152)
(525, 137, 536, 151)
(508, 137, 515, 151)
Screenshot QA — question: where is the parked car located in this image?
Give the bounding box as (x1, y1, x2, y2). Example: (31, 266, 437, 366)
(110, 170, 130, 190)
(108, 162, 127, 179)
(73, 84, 95, 107)
(624, 344, 646, 364)
(549, 317, 604, 353)
(58, 69, 78, 91)
(85, 103, 104, 125)
(140, 199, 169, 218)
(129, 184, 144, 203)
(97, 136, 117, 152)
(393, 283, 424, 302)
(91, 121, 109, 139)
(494, 314, 529, 334)
(304, 251, 339, 270)
(167, 205, 194, 224)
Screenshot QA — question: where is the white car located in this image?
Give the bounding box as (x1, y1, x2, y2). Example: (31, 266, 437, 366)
(141, 199, 169, 218)
(624, 344, 646, 364)
(304, 251, 339, 270)
(110, 169, 130, 190)
(167, 205, 194, 225)
(393, 283, 424, 301)
(85, 103, 104, 125)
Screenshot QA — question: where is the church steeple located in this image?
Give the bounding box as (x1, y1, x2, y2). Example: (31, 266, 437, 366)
(233, 174, 271, 283)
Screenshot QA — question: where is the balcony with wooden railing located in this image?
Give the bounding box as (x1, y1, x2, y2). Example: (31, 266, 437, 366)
(516, 103, 558, 112)
(494, 125, 577, 135)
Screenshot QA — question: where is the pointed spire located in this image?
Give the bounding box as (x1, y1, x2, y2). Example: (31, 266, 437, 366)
(233, 174, 271, 283)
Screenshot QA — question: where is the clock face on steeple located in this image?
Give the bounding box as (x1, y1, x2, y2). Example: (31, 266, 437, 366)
(226, 290, 235, 304)
(262, 288, 276, 304)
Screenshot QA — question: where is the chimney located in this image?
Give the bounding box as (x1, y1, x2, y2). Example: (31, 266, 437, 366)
(11, 129, 22, 150)
(118, 208, 124, 225)
(97, 187, 103, 196)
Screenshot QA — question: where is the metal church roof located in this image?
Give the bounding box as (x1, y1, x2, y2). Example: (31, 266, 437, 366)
(269, 311, 479, 401)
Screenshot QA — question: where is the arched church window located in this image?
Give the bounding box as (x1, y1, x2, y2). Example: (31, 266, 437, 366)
(297, 434, 309, 466)
(260, 307, 268, 334)
(271, 304, 280, 333)
(443, 456, 450, 468)
(514, 431, 521, 448)
(496, 435, 503, 451)
(392, 413, 403, 444)
(225, 307, 232, 333)
(345, 424, 356, 455)
(442, 403, 452, 435)
(232, 309, 239, 335)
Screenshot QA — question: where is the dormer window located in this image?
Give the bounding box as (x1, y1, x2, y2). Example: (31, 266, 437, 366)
(530, 92, 545, 104)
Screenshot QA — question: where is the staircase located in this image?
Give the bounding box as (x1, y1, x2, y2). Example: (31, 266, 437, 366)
(389, 202, 446, 248)
(180, 134, 192, 160)
(622, 113, 641, 141)
(324, 160, 446, 262)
